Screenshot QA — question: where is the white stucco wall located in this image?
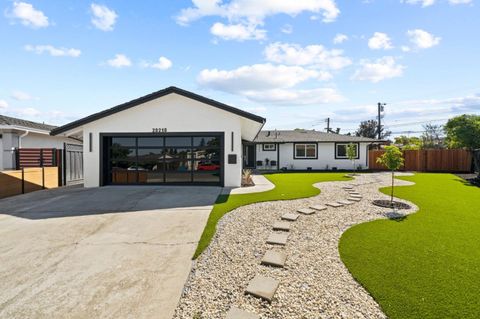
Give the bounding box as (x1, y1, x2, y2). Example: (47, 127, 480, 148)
(255, 142, 370, 170)
(20, 132, 76, 149)
(78, 93, 256, 187)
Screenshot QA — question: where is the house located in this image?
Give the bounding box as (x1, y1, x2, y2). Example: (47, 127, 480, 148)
(245, 130, 380, 171)
(0, 115, 79, 170)
(51, 86, 266, 187)
(51, 86, 381, 188)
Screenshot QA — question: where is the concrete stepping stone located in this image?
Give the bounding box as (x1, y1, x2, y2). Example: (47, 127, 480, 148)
(261, 250, 287, 268)
(310, 204, 327, 211)
(337, 200, 354, 205)
(272, 221, 291, 231)
(245, 275, 279, 303)
(226, 307, 259, 319)
(348, 197, 361, 202)
(325, 202, 344, 208)
(297, 208, 316, 215)
(348, 191, 360, 195)
(349, 194, 362, 198)
(343, 186, 354, 190)
(266, 233, 288, 245)
(281, 213, 299, 221)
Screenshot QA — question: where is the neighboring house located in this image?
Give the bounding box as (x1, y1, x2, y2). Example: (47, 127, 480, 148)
(246, 130, 380, 171)
(50, 86, 382, 188)
(0, 115, 79, 170)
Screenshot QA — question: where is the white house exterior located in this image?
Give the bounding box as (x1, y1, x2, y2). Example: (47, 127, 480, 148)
(245, 130, 379, 171)
(0, 115, 78, 170)
(51, 87, 266, 187)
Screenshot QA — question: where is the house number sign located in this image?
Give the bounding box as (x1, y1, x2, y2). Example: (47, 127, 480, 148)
(152, 128, 167, 133)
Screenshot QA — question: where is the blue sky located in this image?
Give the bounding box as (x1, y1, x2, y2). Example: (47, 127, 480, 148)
(0, 0, 479, 136)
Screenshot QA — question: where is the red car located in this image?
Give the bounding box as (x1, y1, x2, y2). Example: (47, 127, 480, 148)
(197, 161, 220, 171)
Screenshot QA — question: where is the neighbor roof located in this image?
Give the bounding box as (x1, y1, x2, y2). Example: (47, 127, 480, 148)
(51, 86, 266, 135)
(254, 130, 382, 143)
(0, 114, 56, 132)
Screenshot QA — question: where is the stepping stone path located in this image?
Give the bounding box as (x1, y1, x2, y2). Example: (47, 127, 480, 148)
(349, 194, 362, 198)
(325, 202, 344, 208)
(226, 307, 259, 319)
(348, 197, 361, 202)
(267, 233, 289, 245)
(245, 275, 279, 303)
(281, 212, 299, 221)
(272, 221, 291, 231)
(261, 250, 287, 268)
(297, 208, 316, 215)
(310, 204, 327, 211)
(337, 200, 354, 205)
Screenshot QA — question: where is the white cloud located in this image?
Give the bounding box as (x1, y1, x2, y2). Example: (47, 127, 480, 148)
(402, 0, 436, 7)
(351, 56, 405, 83)
(90, 3, 118, 31)
(11, 90, 33, 101)
(402, 0, 471, 6)
(448, 0, 472, 4)
(106, 54, 131, 68)
(0, 100, 8, 108)
(401, 45, 411, 52)
(16, 107, 41, 117)
(281, 24, 293, 34)
(333, 33, 348, 44)
(24, 45, 81, 57)
(264, 42, 352, 70)
(210, 22, 266, 41)
(407, 29, 441, 49)
(142, 56, 173, 70)
(197, 63, 341, 105)
(7, 1, 49, 28)
(176, 0, 340, 32)
(243, 87, 345, 105)
(368, 32, 393, 50)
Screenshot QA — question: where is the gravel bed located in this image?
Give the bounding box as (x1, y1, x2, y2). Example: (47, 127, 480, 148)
(173, 172, 418, 319)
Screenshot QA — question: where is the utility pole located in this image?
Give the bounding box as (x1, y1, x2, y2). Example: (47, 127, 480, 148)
(325, 118, 330, 133)
(377, 102, 386, 140)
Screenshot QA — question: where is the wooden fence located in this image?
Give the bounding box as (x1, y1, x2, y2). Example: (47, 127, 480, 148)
(369, 149, 472, 172)
(0, 167, 59, 199)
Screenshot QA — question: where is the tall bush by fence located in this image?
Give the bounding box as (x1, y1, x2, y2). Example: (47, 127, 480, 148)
(369, 149, 472, 172)
(0, 167, 59, 199)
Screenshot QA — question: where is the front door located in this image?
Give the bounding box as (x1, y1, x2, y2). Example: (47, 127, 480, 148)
(243, 144, 255, 168)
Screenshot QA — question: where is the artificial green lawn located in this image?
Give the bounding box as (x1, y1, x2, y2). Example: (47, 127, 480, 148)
(193, 172, 351, 259)
(339, 173, 480, 319)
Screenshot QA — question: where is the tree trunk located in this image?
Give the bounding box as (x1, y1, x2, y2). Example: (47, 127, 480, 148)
(391, 170, 395, 205)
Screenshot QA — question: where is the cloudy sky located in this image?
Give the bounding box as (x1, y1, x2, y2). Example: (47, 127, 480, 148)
(1, 0, 479, 135)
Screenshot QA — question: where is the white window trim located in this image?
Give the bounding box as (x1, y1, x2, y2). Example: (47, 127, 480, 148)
(336, 143, 359, 159)
(263, 143, 276, 151)
(294, 143, 317, 159)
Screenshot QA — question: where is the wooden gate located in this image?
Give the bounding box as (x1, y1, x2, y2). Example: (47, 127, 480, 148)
(63, 143, 83, 185)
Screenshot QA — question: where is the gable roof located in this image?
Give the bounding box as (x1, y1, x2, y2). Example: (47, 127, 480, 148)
(254, 130, 382, 143)
(51, 86, 266, 135)
(0, 114, 57, 132)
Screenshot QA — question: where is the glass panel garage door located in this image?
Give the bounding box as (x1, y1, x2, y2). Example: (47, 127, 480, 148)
(103, 135, 222, 185)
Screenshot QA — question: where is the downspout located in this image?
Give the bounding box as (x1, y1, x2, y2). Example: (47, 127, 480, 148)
(18, 130, 30, 148)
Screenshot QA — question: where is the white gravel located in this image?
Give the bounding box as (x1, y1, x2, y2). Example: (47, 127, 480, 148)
(174, 172, 418, 319)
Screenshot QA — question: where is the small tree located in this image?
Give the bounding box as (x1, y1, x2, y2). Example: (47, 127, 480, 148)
(346, 143, 357, 174)
(376, 145, 404, 206)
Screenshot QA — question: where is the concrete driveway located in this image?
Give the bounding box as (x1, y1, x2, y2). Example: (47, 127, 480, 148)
(0, 185, 221, 319)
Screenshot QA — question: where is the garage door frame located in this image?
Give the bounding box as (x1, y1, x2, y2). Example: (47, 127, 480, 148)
(99, 132, 225, 187)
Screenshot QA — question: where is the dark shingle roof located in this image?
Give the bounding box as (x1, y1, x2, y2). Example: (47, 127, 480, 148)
(254, 130, 381, 143)
(0, 114, 56, 131)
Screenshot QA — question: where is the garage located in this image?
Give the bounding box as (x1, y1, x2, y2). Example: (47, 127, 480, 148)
(101, 133, 223, 185)
(50, 86, 265, 187)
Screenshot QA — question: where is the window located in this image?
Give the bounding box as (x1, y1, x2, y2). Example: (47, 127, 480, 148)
(335, 143, 359, 159)
(262, 144, 276, 151)
(294, 143, 317, 159)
